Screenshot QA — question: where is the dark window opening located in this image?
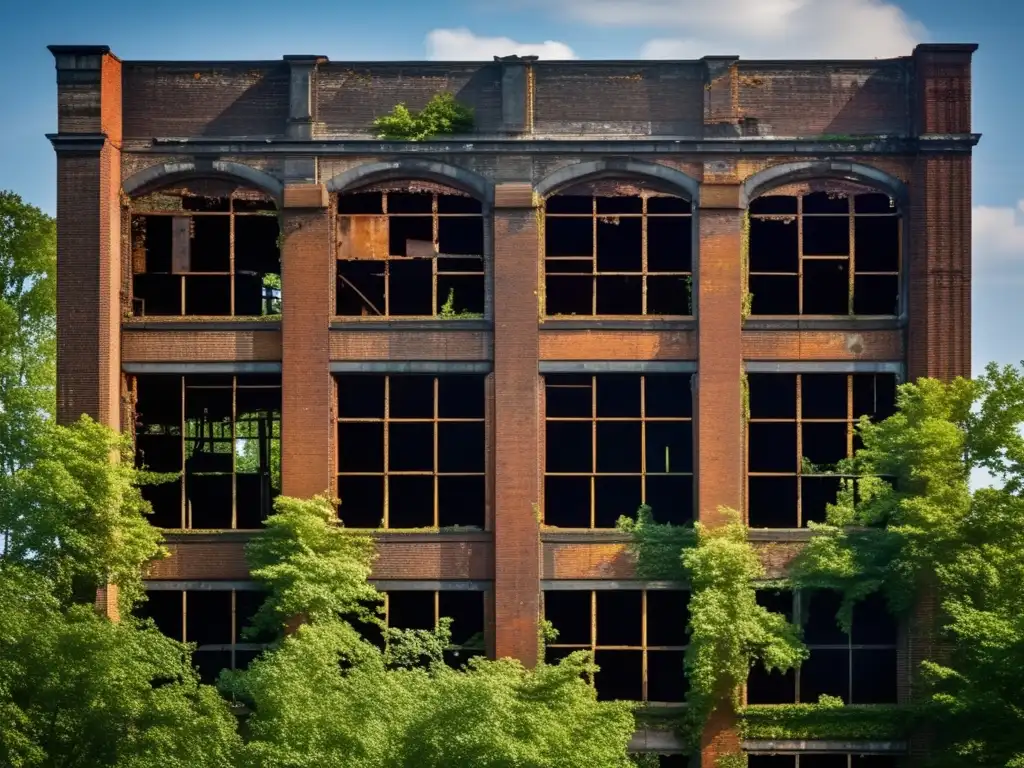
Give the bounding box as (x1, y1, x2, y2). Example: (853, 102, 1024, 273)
(130, 187, 280, 318)
(544, 188, 692, 317)
(747, 190, 901, 317)
(134, 374, 281, 530)
(336, 189, 484, 318)
(544, 589, 689, 703)
(378, 590, 485, 669)
(544, 374, 694, 528)
(747, 374, 897, 528)
(336, 374, 486, 529)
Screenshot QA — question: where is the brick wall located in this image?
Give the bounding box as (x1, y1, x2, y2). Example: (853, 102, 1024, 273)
(121, 328, 282, 362)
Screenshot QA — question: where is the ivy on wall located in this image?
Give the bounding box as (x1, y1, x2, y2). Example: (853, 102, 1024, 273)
(738, 697, 915, 741)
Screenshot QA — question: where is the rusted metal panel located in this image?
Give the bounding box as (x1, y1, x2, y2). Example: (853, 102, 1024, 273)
(171, 216, 190, 273)
(337, 216, 388, 260)
(406, 239, 437, 259)
(132, 218, 147, 274)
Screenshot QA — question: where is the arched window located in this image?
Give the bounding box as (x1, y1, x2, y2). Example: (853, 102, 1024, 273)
(747, 183, 901, 317)
(128, 179, 280, 318)
(542, 178, 693, 317)
(335, 181, 485, 318)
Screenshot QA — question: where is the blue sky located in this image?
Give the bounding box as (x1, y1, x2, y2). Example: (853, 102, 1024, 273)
(2, 0, 1021, 371)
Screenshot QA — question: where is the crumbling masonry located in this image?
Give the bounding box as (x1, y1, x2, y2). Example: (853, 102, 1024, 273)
(48, 43, 977, 766)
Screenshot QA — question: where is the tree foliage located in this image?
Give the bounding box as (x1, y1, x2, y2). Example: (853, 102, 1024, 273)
(373, 92, 475, 140)
(226, 495, 637, 767)
(0, 191, 55, 477)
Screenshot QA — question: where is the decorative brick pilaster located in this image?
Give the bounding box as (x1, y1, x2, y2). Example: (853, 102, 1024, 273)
(492, 183, 541, 666)
(280, 188, 333, 499)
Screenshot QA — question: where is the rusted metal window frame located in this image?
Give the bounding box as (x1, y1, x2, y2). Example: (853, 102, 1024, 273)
(543, 194, 693, 317)
(130, 194, 281, 318)
(748, 191, 901, 317)
(543, 588, 690, 704)
(335, 374, 487, 529)
(543, 373, 694, 529)
(379, 588, 487, 662)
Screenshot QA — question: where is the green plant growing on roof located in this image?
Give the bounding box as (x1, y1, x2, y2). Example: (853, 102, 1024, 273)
(374, 92, 475, 141)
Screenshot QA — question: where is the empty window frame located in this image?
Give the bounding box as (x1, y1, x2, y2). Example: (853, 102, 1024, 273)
(746, 373, 898, 528)
(748, 754, 899, 767)
(136, 588, 274, 685)
(543, 183, 693, 317)
(544, 373, 694, 528)
(347, 590, 486, 668)
(130, 183, 281, 318)
(336, 374, 487, 529)
(336, 187, 485, 317)
(544, 589, 689, 703)
(747, 189, 901, 317)
(133, 374, 282, 530)
(747, 589, 898, 705)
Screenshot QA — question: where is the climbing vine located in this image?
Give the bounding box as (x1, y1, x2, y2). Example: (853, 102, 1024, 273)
(737, 697, 915, 741)
(373, 92, 474, 140)
(740, 210, 753, 319)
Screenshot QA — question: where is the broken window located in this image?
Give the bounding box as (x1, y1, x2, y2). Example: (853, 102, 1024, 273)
(544, 373, 694, 528)
(748, 755, 899, 767)
(544, 181, 693, 317)
(747, 589, 898, 705)
(336, 186, 485, 317)
(130, 181, 281, 318)
(136, 587, 274, 685)
(543, 589, 689, 703)
(336, 374, 486, 528)
(747, 188, 901, 317)
(133, 374, 281, 529)
(746, 373, 897, 528)
(355, 590, 486, 669)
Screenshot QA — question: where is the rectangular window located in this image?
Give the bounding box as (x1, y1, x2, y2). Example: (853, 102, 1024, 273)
(544, 192, 692, 317)
(746, 373, 897, 528)
(137, 588, 274, 685)
(130, 187, 280, 318)
(336, 374, 487, 529)
(544, 373, 694, 528)
(543, 589, 689, 703)
(747, 589, 898, 705)
(748, 756, 899, 768)
(336, 189, 485, 318)
(134, 374, 282, 530)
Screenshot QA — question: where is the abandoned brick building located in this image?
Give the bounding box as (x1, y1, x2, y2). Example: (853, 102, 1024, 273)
(48, 42, 977, 766)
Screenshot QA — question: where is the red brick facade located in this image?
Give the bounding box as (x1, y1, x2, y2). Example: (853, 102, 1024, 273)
(49, 42, 977, 764)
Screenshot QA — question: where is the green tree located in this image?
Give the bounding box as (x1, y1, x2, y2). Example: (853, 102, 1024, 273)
(0, 191, 55, 477)
(225, 495, 637, 767)
(373, 92, 474, 140)
(791, 364, 1024, 766)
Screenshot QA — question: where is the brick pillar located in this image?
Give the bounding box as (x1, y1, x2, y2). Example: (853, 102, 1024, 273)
(47, 46, 122, 429)
(280, 186, 334, 499)
(491, 183, 541, 666)
(908, 43, 977, 383)
(695, 181, 745, 766)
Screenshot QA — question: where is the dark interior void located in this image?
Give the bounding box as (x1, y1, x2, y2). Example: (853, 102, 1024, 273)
(746, 373, 897, 528)
(543, 374, 694, 528)
(748, 191, 900, 317)
(374, 591, 485, 669)
(130, 204, 280, 317)
(136, 589, 271, 685)
(134, 374, 281, 530)
(544, 192, 692, 317)
(544, 590, 688, 703)
(748, 758, 899, 768)
(335, 374, 486, 528)
(747, 589, 898, 705)
(336, 190, 484, 317)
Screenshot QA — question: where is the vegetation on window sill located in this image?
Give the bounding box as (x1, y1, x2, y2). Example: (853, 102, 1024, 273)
(373, 92, 475, 141)
(437, 287, 483, 319)
(737, 697, 915, 741)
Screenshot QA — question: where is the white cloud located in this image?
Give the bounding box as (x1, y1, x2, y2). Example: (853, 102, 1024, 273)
(540, 0, 925, 59)
(973, 201, 1024, 264)
(425, 28, 577, 61)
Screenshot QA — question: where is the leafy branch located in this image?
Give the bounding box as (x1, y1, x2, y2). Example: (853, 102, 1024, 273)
(373, 92, 474, 141)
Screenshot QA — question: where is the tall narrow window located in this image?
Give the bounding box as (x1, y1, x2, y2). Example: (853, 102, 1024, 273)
(336, 187, 485, 318)
(746, 373, 897, 528)
(336, 374, 487, 529)
(544, 182, 692, 317)
(133, 374, 281, 529)
(130, 181, 280, 317)
(747, 188, 901, 317)
(544, 373, 693, 528)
